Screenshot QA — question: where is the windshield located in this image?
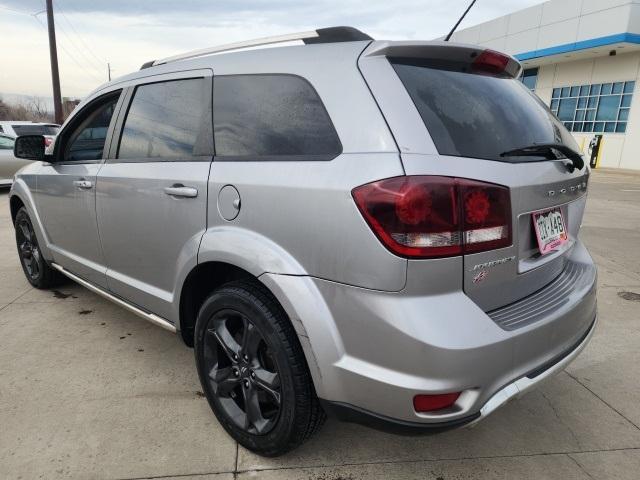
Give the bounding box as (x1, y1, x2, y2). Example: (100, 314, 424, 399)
(12, 124, 59, 136)
(390, 57, 580, 163)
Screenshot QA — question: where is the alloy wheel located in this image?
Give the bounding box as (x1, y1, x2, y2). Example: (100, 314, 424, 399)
(16, 218, 41, 280)
(203, 309, 282, 435)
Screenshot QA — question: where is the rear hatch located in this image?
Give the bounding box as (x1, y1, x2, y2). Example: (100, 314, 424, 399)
(358, 42, 590, 312)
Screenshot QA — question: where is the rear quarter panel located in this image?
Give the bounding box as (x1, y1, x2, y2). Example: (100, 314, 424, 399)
(201, 41, 407, 291)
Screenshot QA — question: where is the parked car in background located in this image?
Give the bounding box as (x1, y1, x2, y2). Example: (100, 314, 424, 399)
(8, 27, 597, 456)
(0, 121, 59, 149)
(0, 133, 33, 187)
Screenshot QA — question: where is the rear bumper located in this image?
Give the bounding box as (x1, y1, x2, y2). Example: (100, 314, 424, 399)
(469, 313, 596, 427)
(320, 316, 596, 434)
(263, 239, 597, 427)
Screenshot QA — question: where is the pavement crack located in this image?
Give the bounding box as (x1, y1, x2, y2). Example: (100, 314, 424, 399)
(566, 370, 640, 431)
(541, 391, 583, 450)
(567, 454, 597, 480)
(233, 447, 640, 475)
(234, 441, 239, 479)
(0, 286, 34, 313)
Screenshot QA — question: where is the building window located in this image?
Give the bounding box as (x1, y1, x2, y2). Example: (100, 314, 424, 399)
(550, 81, 635, 133)
(519, 68, 538, 91)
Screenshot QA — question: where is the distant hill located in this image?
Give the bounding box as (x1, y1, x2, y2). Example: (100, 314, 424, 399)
(0, 93, 55, 110)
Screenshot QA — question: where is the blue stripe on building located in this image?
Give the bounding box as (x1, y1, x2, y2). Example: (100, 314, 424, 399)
(515, 33, 640, 61)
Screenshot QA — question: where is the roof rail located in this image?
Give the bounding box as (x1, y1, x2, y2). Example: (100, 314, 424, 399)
(140, 26, 372, 69)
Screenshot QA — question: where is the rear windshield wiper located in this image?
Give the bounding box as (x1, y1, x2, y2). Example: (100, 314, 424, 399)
(500, 143, 585, 172)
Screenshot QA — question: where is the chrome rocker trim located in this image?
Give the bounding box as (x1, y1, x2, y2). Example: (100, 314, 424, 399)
(51, 263, 177, 333)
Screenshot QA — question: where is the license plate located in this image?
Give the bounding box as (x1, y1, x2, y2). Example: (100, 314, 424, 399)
(532, 207, 568, 255)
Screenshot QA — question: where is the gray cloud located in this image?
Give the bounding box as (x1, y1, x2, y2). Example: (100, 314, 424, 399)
(1, 0, 542, 97)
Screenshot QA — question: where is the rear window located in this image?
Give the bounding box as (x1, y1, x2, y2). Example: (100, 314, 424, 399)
(12, 124, 59, 136)
(390, 57, 579, 162)
(213, 74, 341, 159)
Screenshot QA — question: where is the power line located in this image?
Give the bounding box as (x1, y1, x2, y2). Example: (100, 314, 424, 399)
(5, 1, 109, 82)
(56, 0, 108, 69)
(54, 15, 106, 75)
(0, 5, 34, 14)
(33, 13, 104, 85)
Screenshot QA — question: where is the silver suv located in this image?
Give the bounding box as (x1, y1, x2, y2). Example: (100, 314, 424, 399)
(10, 27, 597, 456)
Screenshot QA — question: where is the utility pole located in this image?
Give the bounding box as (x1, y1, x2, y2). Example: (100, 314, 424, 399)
(108, 62, 111, 81)
(45, 0, 63, 124)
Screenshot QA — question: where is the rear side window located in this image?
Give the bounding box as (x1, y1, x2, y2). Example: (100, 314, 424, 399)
(118, 78, 209, 160)
(12, 124, 59, 135)
(213, 74, 341, 159)
(390, 57, 579, 162)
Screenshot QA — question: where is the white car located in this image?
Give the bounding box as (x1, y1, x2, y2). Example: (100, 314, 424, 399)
(0, 133, 33, 187)
(0, 121, 59, 149)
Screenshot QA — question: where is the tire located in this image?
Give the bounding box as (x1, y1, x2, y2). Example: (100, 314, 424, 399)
(14, 207, 64, 289)
(194, 280, 325, 456)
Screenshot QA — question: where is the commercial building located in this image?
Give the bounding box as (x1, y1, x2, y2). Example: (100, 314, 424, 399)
(449, 0, 640, 170)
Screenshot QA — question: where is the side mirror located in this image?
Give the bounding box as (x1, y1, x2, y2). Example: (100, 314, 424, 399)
(14, 135, 46, 161)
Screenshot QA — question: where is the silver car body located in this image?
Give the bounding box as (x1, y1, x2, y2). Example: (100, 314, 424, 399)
(9, 38, 597, 428)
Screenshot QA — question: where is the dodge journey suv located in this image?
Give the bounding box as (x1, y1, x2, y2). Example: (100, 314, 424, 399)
(10, 27, 597, 456)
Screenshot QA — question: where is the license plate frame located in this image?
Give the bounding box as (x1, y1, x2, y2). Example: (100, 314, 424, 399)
(532, 207, 568, 255)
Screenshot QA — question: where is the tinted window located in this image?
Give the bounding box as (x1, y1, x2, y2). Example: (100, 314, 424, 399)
(64, 97, 118, 162)
(12, 124, 59, 135)
(214, 75, 341, 158)
(118, 78, 207, 159)
(520, 68, 538, 91)
(0, 136, 14, 150)
(390, 57, 579, 163)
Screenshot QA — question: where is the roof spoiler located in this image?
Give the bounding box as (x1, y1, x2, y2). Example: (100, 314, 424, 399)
(140, 26, 372, 70)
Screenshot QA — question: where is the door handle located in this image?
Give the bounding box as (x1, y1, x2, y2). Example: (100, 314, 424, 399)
(73, 180, 93, 189)
(164, 185, 198, 198)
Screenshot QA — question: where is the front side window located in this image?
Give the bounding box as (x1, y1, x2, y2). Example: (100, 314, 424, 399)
(118, 78, 207, 159)
(0, 135, 15, 150)
(213, 74, 342, 158)
(63, 95, 119, 162)
(551, 81, 635, 133)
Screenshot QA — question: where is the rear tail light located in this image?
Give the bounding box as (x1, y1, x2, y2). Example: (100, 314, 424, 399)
(352, 176, 511, 259)
(413, 392, 461, 413)
(44, 137, 53, 147)
(472, 50, 510, 74)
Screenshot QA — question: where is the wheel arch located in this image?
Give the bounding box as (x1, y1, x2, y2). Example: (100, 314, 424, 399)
(9, 194, 25, 224)
(9, 179, 54, 262)
(178, 261, 254, 347)
(177, 259, 326, 396)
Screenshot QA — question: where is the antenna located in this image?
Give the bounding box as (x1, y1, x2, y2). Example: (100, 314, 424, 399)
(445, 0, 478, 42)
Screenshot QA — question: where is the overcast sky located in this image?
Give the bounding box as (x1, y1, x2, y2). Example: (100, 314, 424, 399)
(1, 0, 541, 101)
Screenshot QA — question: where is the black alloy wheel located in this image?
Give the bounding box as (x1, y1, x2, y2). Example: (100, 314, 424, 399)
(16, 213, 41, 282)
(14, 207, 64, 289)
(203, 308, 282, 435)
(194, 281, 325, 456)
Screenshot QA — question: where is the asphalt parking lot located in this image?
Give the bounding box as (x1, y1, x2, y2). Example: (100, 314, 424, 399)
(1, 169, 640, 480)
